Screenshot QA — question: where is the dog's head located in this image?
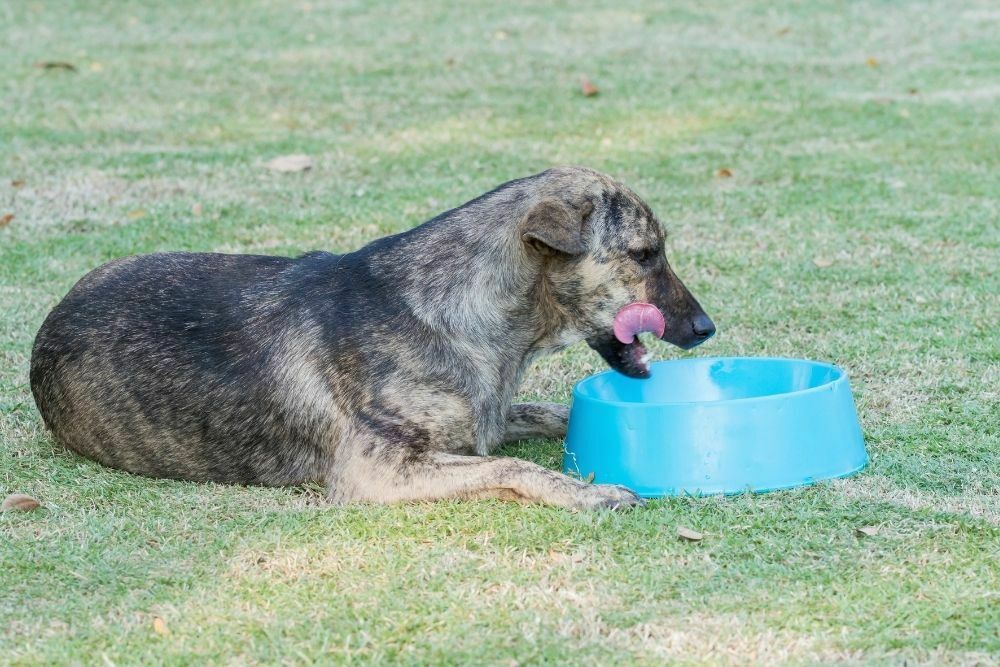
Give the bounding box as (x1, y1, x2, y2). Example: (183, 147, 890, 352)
(521, 167, 714, 378)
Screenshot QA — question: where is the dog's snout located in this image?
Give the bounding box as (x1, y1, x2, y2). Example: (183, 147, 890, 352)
(671, 312, 715, 350)
(692, 313, 716, 340)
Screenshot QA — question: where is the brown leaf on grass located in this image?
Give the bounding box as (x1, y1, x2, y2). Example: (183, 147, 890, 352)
(34, 61, 77, 72)
(191, 203, 203, 217)
(264, 154, 313, 173)
(127, 209, 147, 221)
(152, 616, 170, 636)
(776, 27, 791, 36)
(2, 493, 40, 512)
(580, 77, 600, 97)
(677, 526, 703, 542)
(907, 88, 919, 95)
(855, 525, 879, 538)
(11, 180, 25, 188)
(812, 256, 834, 268)
(0, 213, 13, 228)
(716, 168, 733, 178)
(866, 56, 879, 67)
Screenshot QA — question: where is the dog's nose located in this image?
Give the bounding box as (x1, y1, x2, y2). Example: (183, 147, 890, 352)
(692, 313, 716, 340)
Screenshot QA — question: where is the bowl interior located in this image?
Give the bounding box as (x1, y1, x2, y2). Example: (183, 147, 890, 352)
(576, 357, 844, 405)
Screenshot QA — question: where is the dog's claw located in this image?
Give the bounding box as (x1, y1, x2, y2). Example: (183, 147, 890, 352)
(576, 483, 645, 511)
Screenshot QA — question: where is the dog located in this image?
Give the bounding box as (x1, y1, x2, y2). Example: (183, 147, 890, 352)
(30, 167, 714, 509)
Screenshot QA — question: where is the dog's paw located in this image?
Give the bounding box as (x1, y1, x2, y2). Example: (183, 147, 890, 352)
(575, 483, 645, 511)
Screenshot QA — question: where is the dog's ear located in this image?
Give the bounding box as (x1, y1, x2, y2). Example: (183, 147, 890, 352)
(520, 199, 593, 257)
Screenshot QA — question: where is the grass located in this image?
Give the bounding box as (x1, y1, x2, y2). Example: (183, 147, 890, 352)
(1, 0, 998, 664)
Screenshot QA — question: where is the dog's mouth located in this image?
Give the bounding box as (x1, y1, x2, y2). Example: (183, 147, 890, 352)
(587, 334, 654, 378)
(584, 302, 664, 378)
(612, 302, 665, 346)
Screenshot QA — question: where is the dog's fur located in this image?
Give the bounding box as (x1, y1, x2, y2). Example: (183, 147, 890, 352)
(30, 167, 713, 509)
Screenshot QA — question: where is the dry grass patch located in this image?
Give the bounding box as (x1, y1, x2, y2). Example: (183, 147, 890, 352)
(560, 611, 862, 665)
(834, 476, 999, 525)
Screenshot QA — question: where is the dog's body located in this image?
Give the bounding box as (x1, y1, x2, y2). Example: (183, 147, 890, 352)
(30, 167, 713, 509)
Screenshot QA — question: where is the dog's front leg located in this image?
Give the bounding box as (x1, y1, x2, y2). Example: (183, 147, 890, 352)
(502, 402, 570, 443)
(326, 437, 642, 510)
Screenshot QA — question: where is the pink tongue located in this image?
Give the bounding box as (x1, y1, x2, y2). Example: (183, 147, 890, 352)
(613, 302, 665, 344)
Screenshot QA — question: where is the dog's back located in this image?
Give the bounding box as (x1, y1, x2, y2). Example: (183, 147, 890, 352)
(30, 252, 332, 484)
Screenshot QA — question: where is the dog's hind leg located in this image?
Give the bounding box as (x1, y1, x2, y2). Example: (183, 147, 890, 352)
(502, 402, 569, 443)
(326, 443, 642, 510)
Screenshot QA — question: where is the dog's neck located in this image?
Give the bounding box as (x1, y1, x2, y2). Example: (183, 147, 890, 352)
(359, 183, 588, 453)
(372, 191, 569, 360)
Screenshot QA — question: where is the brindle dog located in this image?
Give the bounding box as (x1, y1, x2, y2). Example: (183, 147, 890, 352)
(30, 167, 714, 509)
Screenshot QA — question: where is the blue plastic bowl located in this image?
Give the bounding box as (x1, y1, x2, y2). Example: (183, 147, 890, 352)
(564, 357, 867, 497)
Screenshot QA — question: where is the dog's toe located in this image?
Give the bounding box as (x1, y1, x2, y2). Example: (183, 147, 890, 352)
(577, 483, 646, 511)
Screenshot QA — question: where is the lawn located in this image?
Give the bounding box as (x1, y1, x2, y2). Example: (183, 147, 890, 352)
(1, 0, 998, 664)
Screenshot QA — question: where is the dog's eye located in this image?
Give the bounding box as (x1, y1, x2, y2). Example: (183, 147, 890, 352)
(628, 248, 658, 265)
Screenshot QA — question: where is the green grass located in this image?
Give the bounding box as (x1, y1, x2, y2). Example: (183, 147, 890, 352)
(2, 0, 998, 664)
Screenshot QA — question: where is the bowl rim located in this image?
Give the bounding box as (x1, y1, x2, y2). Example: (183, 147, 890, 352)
(573, 356, 850, 408)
